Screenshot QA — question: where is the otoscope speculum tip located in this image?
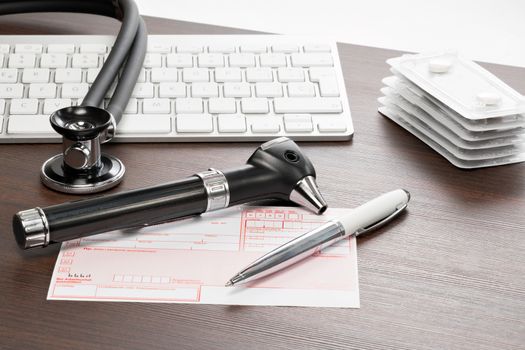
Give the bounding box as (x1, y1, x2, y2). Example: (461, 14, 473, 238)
(289, 176, 328, 214)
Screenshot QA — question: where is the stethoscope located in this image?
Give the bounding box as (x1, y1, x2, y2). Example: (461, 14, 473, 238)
(2, 0, 146, 194)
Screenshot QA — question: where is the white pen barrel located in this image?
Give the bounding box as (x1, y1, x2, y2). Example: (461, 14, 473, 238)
(339, 189, 409, 235)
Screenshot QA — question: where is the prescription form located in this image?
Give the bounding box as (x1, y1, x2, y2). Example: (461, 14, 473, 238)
(47, 206, 360, 308)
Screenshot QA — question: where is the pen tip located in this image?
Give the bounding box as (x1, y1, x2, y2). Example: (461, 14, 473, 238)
(225, 280, 234, 287)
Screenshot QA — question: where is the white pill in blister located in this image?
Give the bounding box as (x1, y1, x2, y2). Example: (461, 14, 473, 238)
(476, 91, 501, 106)
(428, 58, 452, 73)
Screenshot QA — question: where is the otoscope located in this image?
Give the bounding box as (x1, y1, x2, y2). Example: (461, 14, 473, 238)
(13, 138, 328, 250)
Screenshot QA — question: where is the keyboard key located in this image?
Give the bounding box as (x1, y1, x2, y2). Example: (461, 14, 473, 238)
(80, 44, 107, 54)
(87, 68, 101, 83)
(274, 98, 342, 113)
(240, 44, 267, 53)
(176, 114, 213, 133)
(277, 68, 304, 82)
(303, 44, 331, 52)
(55, 68, 82, 83)
(0, 99, 5, 114)
(197, 54, 224, 68)
(214, 68, 242, 82)
(47, 44, 75, 54)
(309, 67, 336, 82)
(284, 114, 313, 132)
(318, 76, 340, 97)
(143, 98, 171, 114)
(151, 68, 178, 82)
(191, 83, 219, 98)
(255, 83, 283, 97)
(318, 119, 347, 132)
(40, 53, 67, 68)
(8, 53, 35, 68)
(72, 53, 99, 68)
(61, 83, 88, 98)
(246, 68, 273, 82)
(8, 115, 55, 134)
(176, 45, 203, 54)
(272, 44, 299, 53)
(148, 43, 171, 53)
(10, 99, 38, 114)
(223, 83, 251, 98)
(0, 84, 23, 98)
(218, 114, 246, 133)
(208, 44, 235, 53)
(287, 121, 314, 133)
(71, 53, 98, 68)
(0, 69, 18, 83)
(118, 115, 172, 134)
(291, 53, 333, 67)
(0, 44, 10, 54)
(43, 99, 72, 114)
(209, 98, 236, 114)
(159, 83, 186, 98)
(287, 82, 315, 97)
(251, 117, 281, 133)
(124, 98, 138, 114)
(15, 44, 42, 54)
(166, 54, 193, 68)
(176, 98, 203, 113)
(241, 98, 269, 114)
(131, 83, 154, 98)
(259, 53, 287, 67)
(182, 68, 209, 82)
(22, 68, 50, 83)
(229, 53, 256, 67)
(144, 53, 162, 68)
(28, 83, 56, 98)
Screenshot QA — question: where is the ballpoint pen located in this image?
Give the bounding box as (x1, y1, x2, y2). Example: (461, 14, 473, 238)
(225, 189, 410, 287)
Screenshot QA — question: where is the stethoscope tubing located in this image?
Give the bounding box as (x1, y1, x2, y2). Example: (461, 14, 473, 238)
(0, 0, 146, 124)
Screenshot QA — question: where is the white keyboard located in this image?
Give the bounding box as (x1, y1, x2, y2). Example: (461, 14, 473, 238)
(0, 35, 353, 143)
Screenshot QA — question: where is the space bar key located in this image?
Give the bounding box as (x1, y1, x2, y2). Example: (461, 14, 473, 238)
(273, 98, 343, 113)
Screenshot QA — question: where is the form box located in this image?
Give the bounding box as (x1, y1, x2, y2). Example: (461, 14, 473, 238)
(51, 283, 199, 301)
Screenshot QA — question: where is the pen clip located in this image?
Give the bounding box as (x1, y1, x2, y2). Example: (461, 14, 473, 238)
(354, 203, 408, 236)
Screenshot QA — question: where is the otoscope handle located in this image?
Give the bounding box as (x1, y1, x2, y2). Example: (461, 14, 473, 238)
(13, 176, 209, 249)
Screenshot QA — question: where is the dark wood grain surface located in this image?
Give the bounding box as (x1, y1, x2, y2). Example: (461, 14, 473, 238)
(0, 13, 524, 350)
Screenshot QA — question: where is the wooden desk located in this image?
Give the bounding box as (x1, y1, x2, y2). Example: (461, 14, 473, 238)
(1, 13, 524, 350)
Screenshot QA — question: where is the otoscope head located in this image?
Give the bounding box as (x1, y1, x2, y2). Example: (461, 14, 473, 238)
(241, 137, 328, 214)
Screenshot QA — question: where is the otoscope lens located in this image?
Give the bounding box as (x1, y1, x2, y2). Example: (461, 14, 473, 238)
(284, 151, 300, 162)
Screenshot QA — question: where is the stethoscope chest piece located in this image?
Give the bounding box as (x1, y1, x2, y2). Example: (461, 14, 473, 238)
(40, 106, 125, 194)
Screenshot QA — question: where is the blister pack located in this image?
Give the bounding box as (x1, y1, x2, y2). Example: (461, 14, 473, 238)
(379, 52, 525, 169)
(388, 52, 525, 120)
(379, 105, 525, 169)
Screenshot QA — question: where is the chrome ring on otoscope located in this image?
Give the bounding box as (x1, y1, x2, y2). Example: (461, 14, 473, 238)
(196, 168, 230, 212)
(14, 207, 50, 249)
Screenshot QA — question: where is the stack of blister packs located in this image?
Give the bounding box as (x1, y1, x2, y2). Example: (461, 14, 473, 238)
(378, 52, 525, 168)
